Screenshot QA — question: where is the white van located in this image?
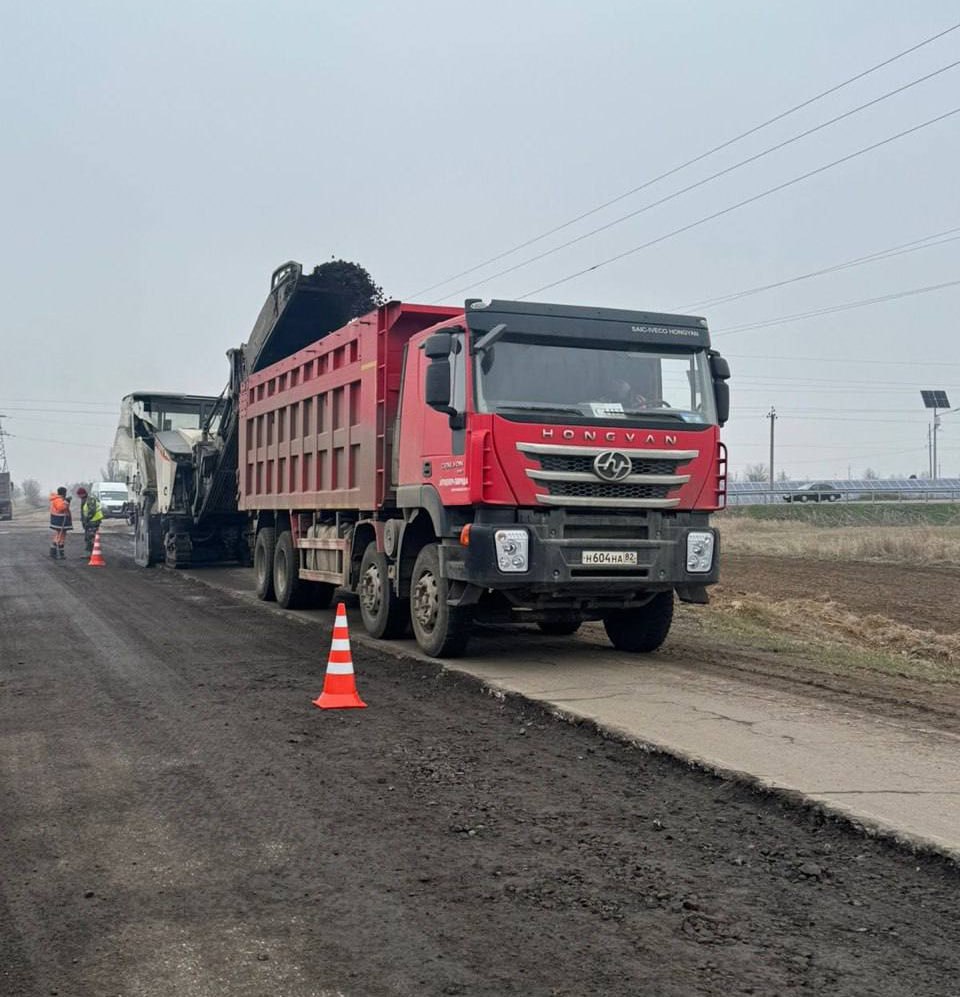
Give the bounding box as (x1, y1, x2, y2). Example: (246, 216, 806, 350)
(92, 481, 131, 519)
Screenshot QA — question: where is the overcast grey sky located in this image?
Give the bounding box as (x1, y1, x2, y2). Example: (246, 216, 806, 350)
(2, 1, 959, 489)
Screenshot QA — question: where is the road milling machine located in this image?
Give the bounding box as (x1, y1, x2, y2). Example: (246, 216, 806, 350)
(111, 261, 383, 567)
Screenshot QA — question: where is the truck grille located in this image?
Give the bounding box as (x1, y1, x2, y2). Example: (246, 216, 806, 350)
(546, 480, 669, 500)
(516, 442, 698, 509)
(537, 453, 678, 476)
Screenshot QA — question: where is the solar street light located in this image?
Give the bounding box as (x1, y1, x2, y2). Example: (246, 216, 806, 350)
(921, 391, 951, 479)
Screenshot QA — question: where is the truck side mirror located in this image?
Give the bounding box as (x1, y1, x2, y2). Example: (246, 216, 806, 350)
(423, 330, 464, 426)
(714, 381, 730, 426)
(425, 359, 453, 412)
(710, 354, 730, 381)
(424, 332, 452, 359)
(710, 352, 730, 426)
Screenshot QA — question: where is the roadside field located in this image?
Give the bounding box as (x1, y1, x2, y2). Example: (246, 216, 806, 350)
(686, 505, 960, 707)
(723, 501, 960, 527)
(718, 503, 960, 563)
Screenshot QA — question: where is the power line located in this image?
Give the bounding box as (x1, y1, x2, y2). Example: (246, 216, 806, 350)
(520, 106, 960, 299)
(675, 226, 960, 311)
(766, 443, 929, 464)
(735, 439, 923, 449)
(735, 373, 953, 387)
(735, 385, 952, 395)
(3, 416, 118, 428)
(714, 276, 960, 336)
(731, 414, 936, 424)
(726, 353, 960, 367)
(436, 60, 960, 301)
(6, 433, 107, 450)
(0, 397, 117, 408)
(0, 405, 124, 416)
(409, 20, 960, 299)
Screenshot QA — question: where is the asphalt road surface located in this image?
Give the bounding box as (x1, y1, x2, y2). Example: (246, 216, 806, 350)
(2, 522, 959, 996)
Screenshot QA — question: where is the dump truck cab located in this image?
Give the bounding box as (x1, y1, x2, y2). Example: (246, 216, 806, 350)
(388, 299, 729, 653)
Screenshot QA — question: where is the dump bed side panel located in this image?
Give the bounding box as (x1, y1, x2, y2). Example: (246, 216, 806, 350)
(238, 302, 460, 512)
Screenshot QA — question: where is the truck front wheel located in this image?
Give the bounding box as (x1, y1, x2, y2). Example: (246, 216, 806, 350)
(255, 528, 277, 601)
(603, 592, 674, 653)
(410, 543, 472, 658)
(358, 543, 408, 639)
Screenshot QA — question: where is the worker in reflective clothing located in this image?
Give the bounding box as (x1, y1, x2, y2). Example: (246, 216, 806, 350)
(75, 486, 103, 552)
(48, 486, 73, 559)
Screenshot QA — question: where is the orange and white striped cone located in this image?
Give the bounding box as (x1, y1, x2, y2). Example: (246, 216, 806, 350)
(312, 603, 367, 709)
(87, 529, 106, 567)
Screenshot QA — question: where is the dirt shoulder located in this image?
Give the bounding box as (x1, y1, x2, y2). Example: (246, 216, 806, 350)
(721, 553, 960, 637)
(654, 553, 960, 731)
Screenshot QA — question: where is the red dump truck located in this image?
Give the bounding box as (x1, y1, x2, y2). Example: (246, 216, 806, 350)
(241, 295, 730, 657)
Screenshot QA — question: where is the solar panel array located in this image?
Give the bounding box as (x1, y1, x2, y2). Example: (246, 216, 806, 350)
(727, 478, 960, 504)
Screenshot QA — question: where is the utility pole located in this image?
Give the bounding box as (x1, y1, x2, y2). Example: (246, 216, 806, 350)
(767, 406, 777, 489)
(0, 414, 8, 473)
(933, 409, 941, 481)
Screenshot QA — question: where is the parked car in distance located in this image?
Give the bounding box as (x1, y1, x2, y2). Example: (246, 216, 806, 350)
(783, 481, 842, 503)
(91, 481, 131, 518)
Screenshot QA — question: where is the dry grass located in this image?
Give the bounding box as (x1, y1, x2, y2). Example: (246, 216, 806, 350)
(694, 590, 960, 682)
(718, 517, 960, 565)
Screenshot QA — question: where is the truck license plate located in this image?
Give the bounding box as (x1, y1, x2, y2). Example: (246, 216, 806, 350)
(581, 550, 637, 566)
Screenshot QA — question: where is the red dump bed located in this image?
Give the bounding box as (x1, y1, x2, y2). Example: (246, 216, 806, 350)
(238, 301, 461, 512)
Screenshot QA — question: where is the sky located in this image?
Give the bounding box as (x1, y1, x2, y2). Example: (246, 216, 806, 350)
(2, 0, 959, 490)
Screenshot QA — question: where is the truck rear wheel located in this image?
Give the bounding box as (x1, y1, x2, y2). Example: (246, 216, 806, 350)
(410, 543, 472, 658)
(274, 530, 306, 609)
(255, 528, 277, 601)
(358, 542, 408, 639)
(603, 592, 674, 653)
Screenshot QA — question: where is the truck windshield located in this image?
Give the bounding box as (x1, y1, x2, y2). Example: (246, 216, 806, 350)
(473, 337, 717, 424)
(136, 402, 220, 433)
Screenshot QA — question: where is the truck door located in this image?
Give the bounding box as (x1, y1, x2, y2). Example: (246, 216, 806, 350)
(399, 332, 470, 506)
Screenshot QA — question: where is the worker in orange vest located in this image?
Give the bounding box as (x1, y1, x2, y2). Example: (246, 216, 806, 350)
(48, 486, 73, 559)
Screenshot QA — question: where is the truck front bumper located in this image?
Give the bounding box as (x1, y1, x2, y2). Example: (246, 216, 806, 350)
(440, 509, 718, 602)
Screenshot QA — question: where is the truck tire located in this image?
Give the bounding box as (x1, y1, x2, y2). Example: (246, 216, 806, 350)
(603, 592, 674, 653)
(538, 619, 582, 636)
(410, 543, 472, 658)
(255, 528, 277, 601)
(273, 530, 306, 609)
(358, 542, 408, 639)
(134, 499, 160, 567)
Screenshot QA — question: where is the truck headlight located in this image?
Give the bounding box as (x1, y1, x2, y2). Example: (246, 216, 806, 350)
(495, 529, 529, 572)
(686, 531, 715, 573)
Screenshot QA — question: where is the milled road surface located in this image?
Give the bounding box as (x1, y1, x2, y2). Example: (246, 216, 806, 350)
(2, 522, 960, 996)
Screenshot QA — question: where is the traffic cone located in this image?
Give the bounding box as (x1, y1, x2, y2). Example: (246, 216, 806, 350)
(312, 603, 367, 709)
(88, 530, 106, 567)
